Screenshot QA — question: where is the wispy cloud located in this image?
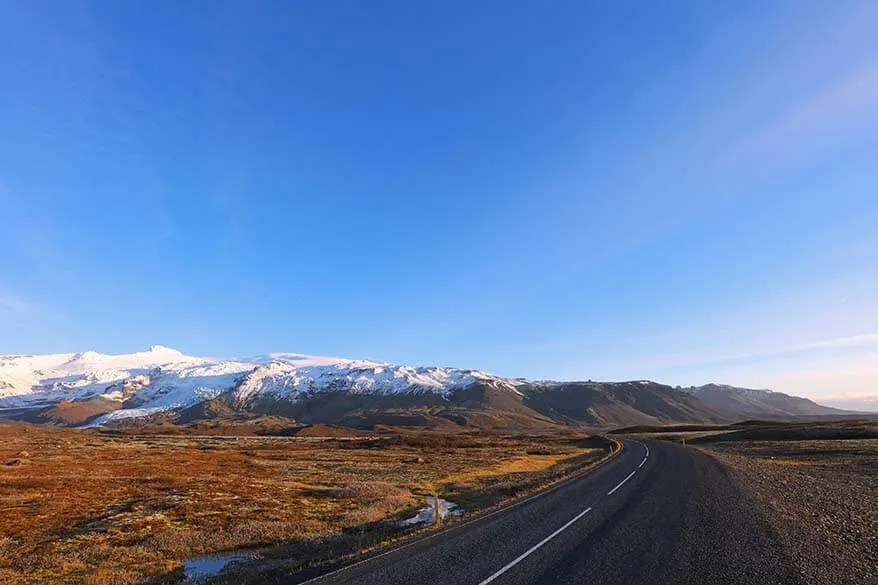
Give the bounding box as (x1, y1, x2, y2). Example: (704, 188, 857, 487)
(0, 290, 35, 314)
(757, 332, 878, 363)
(620, 332, 878, 375)
(721, 60, 878, 171)
(751, 359, 878, 402)
(820, 395, 878, 412)
(791, 333, 878, 352)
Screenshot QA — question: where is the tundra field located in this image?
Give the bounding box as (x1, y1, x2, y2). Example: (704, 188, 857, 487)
(0, 423, 614, 584)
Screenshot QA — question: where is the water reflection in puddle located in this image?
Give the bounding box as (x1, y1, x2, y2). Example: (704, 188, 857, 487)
(183, 552, 254, 584)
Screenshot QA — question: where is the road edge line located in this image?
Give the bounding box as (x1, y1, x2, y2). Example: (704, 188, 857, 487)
(296, 437, 625, 584)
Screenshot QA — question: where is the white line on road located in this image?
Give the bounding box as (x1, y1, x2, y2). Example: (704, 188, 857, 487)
(299, 444, 628, 585)
(477, 441, 646, 583)
(607, 470, 636, 495)
(477, 507, 593, 585)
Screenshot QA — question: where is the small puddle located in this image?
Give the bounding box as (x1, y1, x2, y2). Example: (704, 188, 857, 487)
(400, 496, 460, 526)
(181, 498, 458, 581)
(183, 551, 255, 584)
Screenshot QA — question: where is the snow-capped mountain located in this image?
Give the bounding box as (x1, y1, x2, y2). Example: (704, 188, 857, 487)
(0, 347, 850, 428)
(0, 346, 505, 425)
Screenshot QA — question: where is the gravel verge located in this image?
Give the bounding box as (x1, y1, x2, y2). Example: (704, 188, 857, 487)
(702, 439, 877, 585)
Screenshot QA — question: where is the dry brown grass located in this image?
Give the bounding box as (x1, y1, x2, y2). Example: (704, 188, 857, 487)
(0, 423, 609, 584)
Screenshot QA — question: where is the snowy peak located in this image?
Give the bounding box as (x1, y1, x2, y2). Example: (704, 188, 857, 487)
(686, 383, 774, 397)
(147, 345, 182, 354)
(67, 350, 101, 363)
(0, 347, 507, 424)
(265, 353, 383, 368)
(1, 348, 849, 428)
(232, 359, 498, 406)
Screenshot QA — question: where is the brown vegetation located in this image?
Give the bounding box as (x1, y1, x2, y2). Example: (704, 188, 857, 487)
(0, 422, 611, 584)
(17, 396, 121, 426)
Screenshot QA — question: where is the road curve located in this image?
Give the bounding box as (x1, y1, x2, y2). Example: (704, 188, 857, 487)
(290, 439, 802, 585)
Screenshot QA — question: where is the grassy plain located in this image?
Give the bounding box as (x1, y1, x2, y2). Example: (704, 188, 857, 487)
(0, 423, 612, 584)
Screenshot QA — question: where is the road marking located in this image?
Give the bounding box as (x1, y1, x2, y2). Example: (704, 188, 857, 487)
(476, 441, 646, 583)
(298, 443, 627, 585)
(476, 507, 593, 585)
(607, 470, 636, 495)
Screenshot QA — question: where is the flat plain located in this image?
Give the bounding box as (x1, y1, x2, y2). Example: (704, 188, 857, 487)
(701, 436, 877, 585)
(0, 422, 612, 584)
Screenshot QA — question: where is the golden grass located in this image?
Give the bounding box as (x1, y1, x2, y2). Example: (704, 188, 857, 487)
(435, 453, 582, 490)
(0, 424, 608, 584)
(756, 458, 812, 466)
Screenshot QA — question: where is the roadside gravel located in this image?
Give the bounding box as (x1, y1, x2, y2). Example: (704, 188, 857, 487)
(703, 439, 877, 585)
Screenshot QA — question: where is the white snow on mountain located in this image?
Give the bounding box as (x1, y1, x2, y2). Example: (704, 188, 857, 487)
(0, 346, 250, 409)
(0, 346, 503, 423)
(233, 359, 496, 405)
(681, 383, 775, 397)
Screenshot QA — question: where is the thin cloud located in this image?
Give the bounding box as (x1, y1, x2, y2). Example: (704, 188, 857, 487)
(721, 61, 878, 170)
(751, 359, 878, 402)
(747, 332, 878, 362)
(821, 395, 878, 412)
(794, 333, 878, 352)
(661, 332, 878, 371)
(0, 291, 35, 314)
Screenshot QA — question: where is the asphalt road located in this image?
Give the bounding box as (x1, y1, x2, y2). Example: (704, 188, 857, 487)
(293, 439, 802, 585)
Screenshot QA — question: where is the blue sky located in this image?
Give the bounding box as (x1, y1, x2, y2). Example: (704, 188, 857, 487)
(1, 1, 876, 409)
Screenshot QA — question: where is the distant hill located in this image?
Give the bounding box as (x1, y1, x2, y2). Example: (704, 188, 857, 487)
(521, 381, 737, 427)
(114, 379, 737, 431)
(680, 383, 851, 418)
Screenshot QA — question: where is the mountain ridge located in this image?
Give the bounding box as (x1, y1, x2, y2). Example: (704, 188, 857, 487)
(680, 383, 851, 418)
(0, 346, 852, 429)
